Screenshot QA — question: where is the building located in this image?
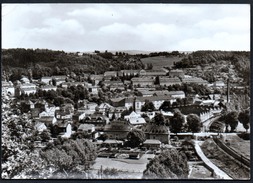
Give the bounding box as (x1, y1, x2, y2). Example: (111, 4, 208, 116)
(2, 81, 15, 96)
(20, 88, 37, 95)
(124, 111, 146, 126)
(143, 139, 162, 149)
(97, 103, 115, 115)
(77, 124, 95, 138)
(118, 70, 140, 76)
(82, 114, 108, 130)
(139, 69, 167, 76)
(142, 123, 170, 144)
(41, 77, 52, 85)
(53, 120, 72, 138)
(90, 74, 104, 85)
(104, 120, 132, 140)
(159, 77, 182, 86)
(169, 69, 184, 78)
(168, 91, 185, 99)
(182, 77, 208, 85)
(125, 96, 174, 111)
(40, 85, 57, 91)
(131, 77, 154, 87)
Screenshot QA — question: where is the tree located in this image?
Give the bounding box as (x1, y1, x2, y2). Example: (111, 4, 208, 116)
(186, 114, 201, 133)
(154, 76, 160, 85)
(170, 109, 185, 134)
(224, 111, 239, 132)
(141, 100, 155, 112)
(153, 113, 165, 126)
(126, 129, 146, 148)
(143, 149, 189, 179)
(159, 100, 171, 111)
(238, 109, 250, 132)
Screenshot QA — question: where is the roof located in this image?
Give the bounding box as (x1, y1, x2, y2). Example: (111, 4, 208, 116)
(41, 85, 57, 89)
(104, 71, 117, 76)
(167, 91, 185, 95)
(170, 69, 184, 73)
(78, 124, 95, 131)
(125, 96, 172, 103)
(131, 77, 154, 82)
(103, 139, 124, 144)
(128, 117, 146, 125)
(142, 124, 169, 134)
(104, 120, 132, 132)
(143, 139, 162, 145)
(41, 76, 52, 79)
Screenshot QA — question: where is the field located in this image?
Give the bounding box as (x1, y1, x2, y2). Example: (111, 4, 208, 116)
(201, 139, 250, 179)
(141, 56, 182, 70)
(222, 134, 250, 159)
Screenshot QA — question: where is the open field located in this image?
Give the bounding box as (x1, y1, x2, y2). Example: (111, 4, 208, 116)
(141, 56, 182, 69)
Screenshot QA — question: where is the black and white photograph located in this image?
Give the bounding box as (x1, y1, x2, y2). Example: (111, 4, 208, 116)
(1, 3, 250, 180)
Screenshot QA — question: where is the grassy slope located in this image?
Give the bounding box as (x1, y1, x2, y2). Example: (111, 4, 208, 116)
(140, 56, 182, 70)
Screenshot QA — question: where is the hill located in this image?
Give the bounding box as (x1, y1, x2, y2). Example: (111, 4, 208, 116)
(141, 56, 182, 70)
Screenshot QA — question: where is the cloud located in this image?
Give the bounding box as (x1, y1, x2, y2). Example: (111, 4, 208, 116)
(2, 4, 250, 51)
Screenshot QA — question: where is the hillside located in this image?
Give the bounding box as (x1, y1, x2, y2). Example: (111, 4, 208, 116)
(141, 56, 182, 70)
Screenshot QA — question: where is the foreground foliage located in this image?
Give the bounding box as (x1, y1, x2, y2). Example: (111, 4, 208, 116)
(143, 149, 189, 179)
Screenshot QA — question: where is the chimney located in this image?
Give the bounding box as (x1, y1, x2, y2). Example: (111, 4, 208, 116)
(227, 78, 230, 103)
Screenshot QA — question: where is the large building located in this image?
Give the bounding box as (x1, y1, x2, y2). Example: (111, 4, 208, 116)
(159, 77, 182, 86)
(131, 77, 154, 87)
(139, 69, 167, 76)
(169, 69, 184, 78)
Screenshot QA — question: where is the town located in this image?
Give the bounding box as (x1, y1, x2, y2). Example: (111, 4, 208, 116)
(1, 49, 250, 179)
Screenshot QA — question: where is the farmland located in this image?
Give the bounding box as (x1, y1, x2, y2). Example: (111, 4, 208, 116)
(141, 56, 182, 69)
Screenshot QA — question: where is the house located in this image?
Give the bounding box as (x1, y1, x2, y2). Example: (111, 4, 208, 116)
(137, 89, 171, 97)
(142, 124, 170, 144)
(124, 111, 146, 126)
(159, 77, 182, 86)
(213, 81, 225, 88)
(34, 122, 47, 132)
(143, 139, 162, 149)
(169, 69, 184, 78)
(88, 85, 99, 95)
(109, 97, 126, 107)
(41, 77, 52, 85)
(2, 81, 15, 96)
(53, 120, 72, 138)
(104, 71, 117, 80)
(55, 78, 66, 86)
(20, 88, 37, 95)
(104, 120, 132, 140)
(55, 103, 74, 120)
(97, 103, 115, 115)
(77, 124, 96, 138)
(90, 74, 104, 85)
(82, 114, 108, 130)
(40, 85, 57, 91)
(108, 107, 127, 120)
(20, 76, 30, 84)
(139, 69, 167, 76)
(72, 111, 86, 123)
(168, 91, 186, 99)
(131, 77, 154, 87)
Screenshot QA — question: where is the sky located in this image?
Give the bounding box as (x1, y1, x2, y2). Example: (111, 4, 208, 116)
(2, 4, 250, 52)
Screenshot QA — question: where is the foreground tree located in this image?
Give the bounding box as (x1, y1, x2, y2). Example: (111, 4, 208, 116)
(141, 100, 155, 112)
(170, 109, 185, 134)
(143, 149, 189, 179)
(153, 113, 166, 126)
(186, 114, 202, 133)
